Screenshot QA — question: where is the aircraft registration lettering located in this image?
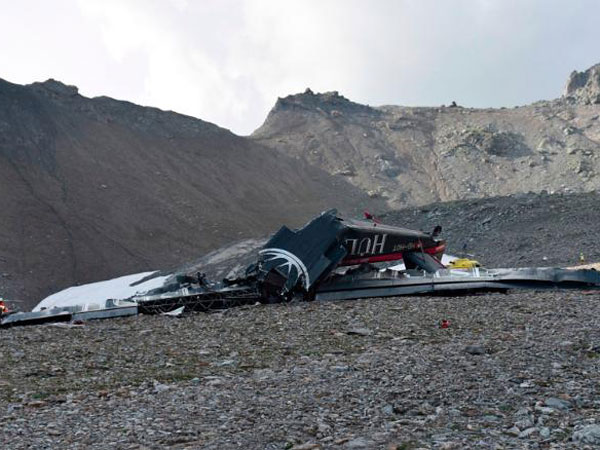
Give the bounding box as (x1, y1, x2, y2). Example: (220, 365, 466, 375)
(345, 234, 388, 256)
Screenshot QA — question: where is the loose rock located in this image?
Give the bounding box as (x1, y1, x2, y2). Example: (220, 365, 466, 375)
(573, 424, 600, 445)
(465, 345, 486, 355)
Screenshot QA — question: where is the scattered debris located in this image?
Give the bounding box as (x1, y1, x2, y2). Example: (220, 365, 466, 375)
(0, 298, 9, 315)
(1, 300, 137, 328)
(4, 209, 600, 328)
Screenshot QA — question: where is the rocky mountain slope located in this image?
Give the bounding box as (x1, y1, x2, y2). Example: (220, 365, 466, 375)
(0, 78, 381, 307)
(381, 190, 600, 269)
(253, 64, 600, 208)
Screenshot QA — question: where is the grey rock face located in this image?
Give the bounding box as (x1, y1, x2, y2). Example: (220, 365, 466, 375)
(446, 128, 530, 158)
(32, 79, 79, 97)
(564, 64, 600, 104)
(254, 63, 600, 209)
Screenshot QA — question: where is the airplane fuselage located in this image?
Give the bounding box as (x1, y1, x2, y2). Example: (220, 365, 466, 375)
(339, 219, 445, 266)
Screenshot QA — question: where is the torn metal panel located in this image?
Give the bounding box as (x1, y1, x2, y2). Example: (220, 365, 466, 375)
(72, 305, 138, 321)
(315, 267, 600, 301)
(162, 306, 185, 317)
(1, 309, 72, 327)
(257, 209, 348, 297)
(1, 302, 138, 328)
(135, 286, 260, 314)
(403, 252, 446, 273)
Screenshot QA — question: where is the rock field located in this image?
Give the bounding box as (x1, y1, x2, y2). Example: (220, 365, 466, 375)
(1, 288, 599, 449)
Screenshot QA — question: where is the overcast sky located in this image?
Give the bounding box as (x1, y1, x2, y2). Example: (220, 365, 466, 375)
(1, 0, 599, 135)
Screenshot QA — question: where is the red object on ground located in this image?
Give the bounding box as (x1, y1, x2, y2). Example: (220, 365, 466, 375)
(440, 319, 450, 329)
(363, 211, 381, 223)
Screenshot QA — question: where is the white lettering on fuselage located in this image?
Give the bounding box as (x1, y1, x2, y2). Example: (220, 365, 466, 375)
(345, 234, 388, 256)
(345, 238, 358, 255)
(358, 238, 371, 255)
(372, 234, 387, 254)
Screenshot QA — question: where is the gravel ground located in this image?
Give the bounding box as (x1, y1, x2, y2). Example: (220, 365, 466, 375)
(2, 290, 600, 449)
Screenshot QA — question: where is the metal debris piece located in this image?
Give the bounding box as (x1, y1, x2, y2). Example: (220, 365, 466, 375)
(1, 302, 138, 328)
(161, 306, 185, 317)
(314, 267, 600, 301)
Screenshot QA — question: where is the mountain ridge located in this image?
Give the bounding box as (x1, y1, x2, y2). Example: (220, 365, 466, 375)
(0, 77, 381, 307)
(253, 63, 600, 208)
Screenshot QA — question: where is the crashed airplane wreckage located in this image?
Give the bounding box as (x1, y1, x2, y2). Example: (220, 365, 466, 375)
(3, 209, 600, 326)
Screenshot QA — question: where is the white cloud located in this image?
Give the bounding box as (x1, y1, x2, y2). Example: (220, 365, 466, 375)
(75, 0, 261, 132)
(2, 0, 600, 134)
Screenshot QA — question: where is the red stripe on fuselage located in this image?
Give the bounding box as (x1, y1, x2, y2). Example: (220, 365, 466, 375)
(340, 243, 446, 266)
